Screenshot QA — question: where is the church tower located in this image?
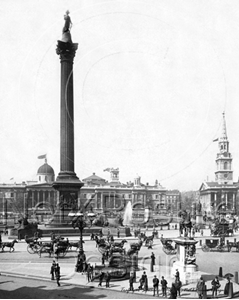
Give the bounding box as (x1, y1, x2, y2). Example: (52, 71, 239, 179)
(215, 112, 233, 184)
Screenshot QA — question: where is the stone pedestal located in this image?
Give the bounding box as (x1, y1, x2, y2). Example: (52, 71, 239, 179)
(171, 237, 199, 284)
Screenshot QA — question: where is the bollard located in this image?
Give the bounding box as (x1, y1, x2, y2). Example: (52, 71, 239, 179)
(219, 267, 223, 278)
(202, 283, 207, 299)
(227, 282, 233, 299)
(235, 272, 238, 284)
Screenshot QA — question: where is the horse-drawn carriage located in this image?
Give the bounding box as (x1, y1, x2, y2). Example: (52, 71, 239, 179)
(25, 234, 71, 258)
(160, 237, 177, 255)
(201, 239, 227, 252)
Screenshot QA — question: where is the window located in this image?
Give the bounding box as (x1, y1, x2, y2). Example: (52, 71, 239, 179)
(224, 162, 228, 170)
(39, 176, 41, 181)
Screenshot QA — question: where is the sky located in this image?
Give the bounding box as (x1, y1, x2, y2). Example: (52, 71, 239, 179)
(1, 0, 239, 191)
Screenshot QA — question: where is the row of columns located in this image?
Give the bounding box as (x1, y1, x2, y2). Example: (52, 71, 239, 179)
(213, 192, 236, 210)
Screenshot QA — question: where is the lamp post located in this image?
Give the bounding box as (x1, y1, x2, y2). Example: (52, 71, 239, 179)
(69, 211, 96, 271)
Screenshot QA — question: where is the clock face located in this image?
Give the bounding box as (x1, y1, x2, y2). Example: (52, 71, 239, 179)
(224, 173, 228, 179)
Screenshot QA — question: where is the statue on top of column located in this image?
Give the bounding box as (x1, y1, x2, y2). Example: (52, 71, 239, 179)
(62, 10, 72, 43)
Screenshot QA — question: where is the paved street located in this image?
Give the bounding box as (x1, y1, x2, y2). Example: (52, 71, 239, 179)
(1, 229, 239, 298)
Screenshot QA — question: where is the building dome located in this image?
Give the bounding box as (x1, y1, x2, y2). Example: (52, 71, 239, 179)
(37, 160, 55, 183)
(37, 163, 55, 175)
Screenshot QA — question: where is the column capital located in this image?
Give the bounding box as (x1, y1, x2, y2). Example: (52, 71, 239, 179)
(56, 40, 78, 62)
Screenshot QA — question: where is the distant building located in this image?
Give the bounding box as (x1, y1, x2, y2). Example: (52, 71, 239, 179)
(199, 113, 238, 217)
(80, 169, 181, 216)
(0, 163, 181, 223)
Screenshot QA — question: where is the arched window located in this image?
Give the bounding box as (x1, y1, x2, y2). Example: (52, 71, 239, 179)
(39, 176, 41, 181)
(224, 162, 228, 170)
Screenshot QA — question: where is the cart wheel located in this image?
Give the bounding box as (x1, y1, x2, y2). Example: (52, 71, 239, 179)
(34, 244, 41, 253)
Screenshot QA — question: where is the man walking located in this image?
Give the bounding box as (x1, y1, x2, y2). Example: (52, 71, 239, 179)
(105, 271, 111, 288)
(50, 261, 56, 280)
(55, 263, 61, 287)
(161, 276, 168, 297)
(98, 271, 104, 287)
(151, 252, 155, 272)
(153, 275, 159, 296)
(129, 274, 134, 292)
(211, 276, 220, 298)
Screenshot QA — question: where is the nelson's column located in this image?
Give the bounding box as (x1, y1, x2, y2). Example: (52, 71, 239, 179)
(52, 11, 83, 225)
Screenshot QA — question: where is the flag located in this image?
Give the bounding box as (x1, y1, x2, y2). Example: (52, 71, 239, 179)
(104, 168, 111, 172)
(213, 138, 219, 142)
(38, 154, 47, 159)
(10, 178, 14, 180)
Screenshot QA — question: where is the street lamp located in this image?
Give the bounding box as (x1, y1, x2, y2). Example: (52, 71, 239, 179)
(69, 210, 96, 271)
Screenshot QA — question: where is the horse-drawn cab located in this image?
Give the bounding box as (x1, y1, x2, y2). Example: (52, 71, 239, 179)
(202, 238, 227, 252)
(160, 237, 177, 255)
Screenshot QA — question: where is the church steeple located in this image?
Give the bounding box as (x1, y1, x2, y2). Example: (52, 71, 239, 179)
(215, 112, 233, 184)
(220, 112, 228, 141)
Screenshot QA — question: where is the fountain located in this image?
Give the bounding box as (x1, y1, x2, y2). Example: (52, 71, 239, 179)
(123, 202, 133, 226)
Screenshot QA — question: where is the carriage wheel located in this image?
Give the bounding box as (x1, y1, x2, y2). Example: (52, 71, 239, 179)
(27, 245, 35, 254)
(34, 244, 41, 253)
(201, 245, 210, 252)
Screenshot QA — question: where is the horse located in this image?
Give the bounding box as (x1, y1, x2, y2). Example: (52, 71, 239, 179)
(110, 239, 127, 248)
(68, 241, 80, 251)
(38, 243, 53, 258)
(1, 239, 18, 252)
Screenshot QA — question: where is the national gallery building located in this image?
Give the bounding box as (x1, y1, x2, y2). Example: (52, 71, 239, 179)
(0, 163, 181, 223)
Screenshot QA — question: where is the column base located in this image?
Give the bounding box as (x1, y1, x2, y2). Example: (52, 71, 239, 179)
(52, 171, 84, 192)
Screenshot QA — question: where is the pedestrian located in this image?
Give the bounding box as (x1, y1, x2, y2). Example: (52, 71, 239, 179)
(224, 276, 231, 296)
(153, 275, 159, 296)
(144, 274, 148, 292)
(98, 271, 104, 287)
(90, 233, 94, 240)
(139, 271, 147, 290)
(129, 274, 134, 292)
(86, 264, 92, 282)
(175, 277, 182, 297)
(192, 228, 195, 238)
(4, 226, 8, 235)
(151, 252, 155, 265)
(105, 271, 111, 288)
(175, 269, 180, 280)
(211, 276, 220, 297)
(200, 229, 203, 236)
(169, 282, 177, 299)
(51, 231, 55, 241)
(0, 231, 2, 244)
(117, 228, 120, 238)
(161, 276, 168, 297)
(55, 263, 61, 287)
(102, 253, 105, 265)
(196, 276, 205, 299)
(50, 261, 56, 280)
